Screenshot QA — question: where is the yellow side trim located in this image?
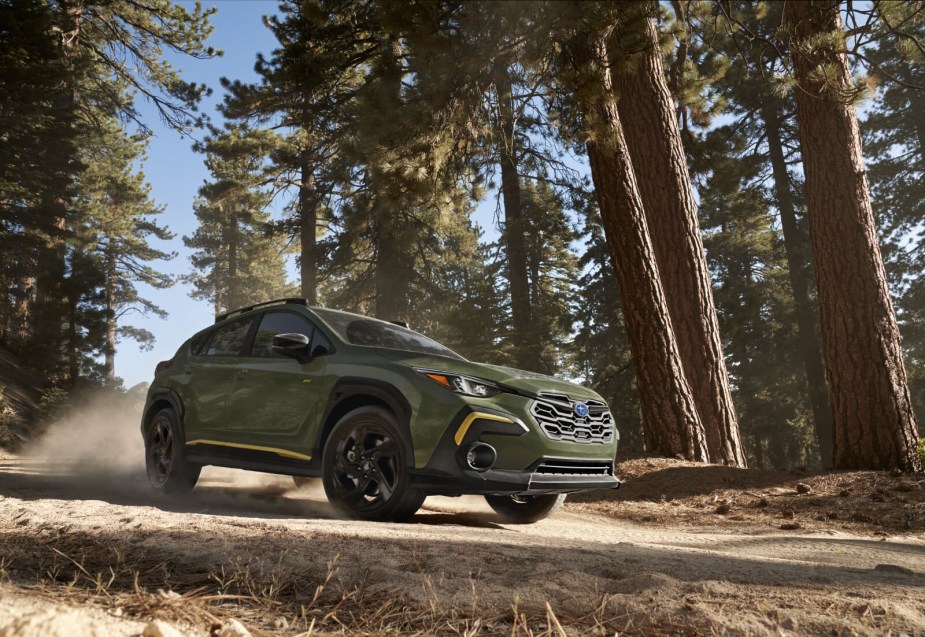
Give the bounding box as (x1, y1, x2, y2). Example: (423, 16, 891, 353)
(186, 439, 312, 462)
(453, 412, 514, 446)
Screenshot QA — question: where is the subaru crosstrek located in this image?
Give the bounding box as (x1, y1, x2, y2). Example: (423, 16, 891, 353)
(141, 298, 620, 523)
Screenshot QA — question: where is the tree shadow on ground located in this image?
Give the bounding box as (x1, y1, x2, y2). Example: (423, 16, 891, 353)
(574, 464, 819, 503)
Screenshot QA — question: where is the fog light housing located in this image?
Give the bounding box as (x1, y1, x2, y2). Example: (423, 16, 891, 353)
(464, 442, 497, 472)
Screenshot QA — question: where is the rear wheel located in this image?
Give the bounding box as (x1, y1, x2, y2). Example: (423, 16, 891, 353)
(322, 406, 425, 522)
(145, 408, 201, 494)
(485, 493, 566, 524)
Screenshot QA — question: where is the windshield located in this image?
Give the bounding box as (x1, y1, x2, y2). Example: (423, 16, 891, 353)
(312, 308, 464, 360)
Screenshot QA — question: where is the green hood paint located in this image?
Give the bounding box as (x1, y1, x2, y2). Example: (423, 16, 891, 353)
(377, 350, 605, 402)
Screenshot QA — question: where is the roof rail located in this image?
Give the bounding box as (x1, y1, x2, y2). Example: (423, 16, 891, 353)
(215, 298, 307, 324)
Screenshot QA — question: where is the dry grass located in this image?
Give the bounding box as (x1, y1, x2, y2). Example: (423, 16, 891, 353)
(3, 532, 724, 637)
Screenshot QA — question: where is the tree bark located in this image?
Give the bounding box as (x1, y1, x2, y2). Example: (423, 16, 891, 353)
(34, 0, 81, 377)
(226, 205, 239, 312)
(786, 1, 920, 471)
(103, 242, 116, 383)
(373, 35, 411, 325)
(567, 31, 709, 461)
(759, 99, 835, 467)
(495, 68, 533, 370)
(615, 14, 746, 467)
(12, 276, 33, 349)
(299, 150, 317, 305)
(66, 291, 78, 385)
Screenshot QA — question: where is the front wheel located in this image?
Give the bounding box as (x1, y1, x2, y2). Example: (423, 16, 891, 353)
(322, 406, 425, 522)
(485, 493, 566, 524)
(145, 408, 201, 494)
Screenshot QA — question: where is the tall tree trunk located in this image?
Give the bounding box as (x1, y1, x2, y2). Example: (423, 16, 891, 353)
(567, 31, 709, 461)
(66, 294, 78, 385)
(34, 0, 81, 377)
(373, 36, 411, 325)
(12, 276, 33, 349)
(495, 68, 533, 370)
(299, 150, 317, 305)
(786, 1, 920, 471)
(373, 202, 410, 323)
(759, 99, 835, 467)
(226, 206, 238, 312)
(103, 243, 116, 383)
(614, 13, 745, 467)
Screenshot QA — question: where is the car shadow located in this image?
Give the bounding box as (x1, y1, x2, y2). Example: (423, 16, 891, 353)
(0, 457, 507, 528)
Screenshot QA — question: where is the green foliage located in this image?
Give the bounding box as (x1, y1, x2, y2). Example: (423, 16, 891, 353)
(0, 0, 215, 387)
(862, 20, 925, 427)
(692, 125, 817, 468)
(184, 124, 296, 314)
(917, 438, 925, 469)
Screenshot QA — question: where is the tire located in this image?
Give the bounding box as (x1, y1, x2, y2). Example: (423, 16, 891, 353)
(145, 407, 201, 495)
(292, 476, 313, 489)
(322, 406, 425, 522)
(485, 493, 566, 524)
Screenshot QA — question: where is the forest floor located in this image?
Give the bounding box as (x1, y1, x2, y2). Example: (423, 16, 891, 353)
(0, 421, 924, 636)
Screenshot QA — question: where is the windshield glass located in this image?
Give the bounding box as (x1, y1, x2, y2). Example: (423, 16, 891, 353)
(313, 308, 464, 360)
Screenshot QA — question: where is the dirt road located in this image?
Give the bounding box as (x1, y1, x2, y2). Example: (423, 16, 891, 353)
(1, 444, 924, 636)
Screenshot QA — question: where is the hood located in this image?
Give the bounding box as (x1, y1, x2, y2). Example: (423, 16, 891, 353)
(379, 350, 604, 402)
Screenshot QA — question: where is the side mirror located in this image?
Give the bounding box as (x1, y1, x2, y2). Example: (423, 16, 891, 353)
(271, 333, 311, 363)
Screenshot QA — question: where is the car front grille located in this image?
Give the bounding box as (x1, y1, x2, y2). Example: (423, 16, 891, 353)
(530, 393, 615, 445)
(534, 459, 613, 475)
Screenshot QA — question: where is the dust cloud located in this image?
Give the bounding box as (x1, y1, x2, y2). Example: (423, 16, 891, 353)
(14, 387, 490, 519)
(24, 385, 148, 483)
(15, 384, 332, 518)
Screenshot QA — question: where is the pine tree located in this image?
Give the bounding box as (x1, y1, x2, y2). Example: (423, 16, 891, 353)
(701, 1, 834, 466)
(78, 118, 174, 383)
(0, 0, 67, 350)
(520, 181, 578, 375)
(219, 0, 371, 305)
(785, 0, 920, 471)
(1, 0, 217, 387)
(184, 125, 295, 315)
(556, 7, 709, 461)
(863, 16, 925, 429)
(692, 126, 816, 468)
(612, 4, 745, 467)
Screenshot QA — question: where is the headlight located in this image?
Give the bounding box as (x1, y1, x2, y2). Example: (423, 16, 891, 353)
(416, 369, 502, 398)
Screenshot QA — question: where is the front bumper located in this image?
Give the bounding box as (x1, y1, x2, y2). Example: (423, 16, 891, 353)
(414, 402, 621, 495)
(411, 464, 621, 496)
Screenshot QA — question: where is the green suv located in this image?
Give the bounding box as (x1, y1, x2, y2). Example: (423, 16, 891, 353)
(141, 299, 620, 523)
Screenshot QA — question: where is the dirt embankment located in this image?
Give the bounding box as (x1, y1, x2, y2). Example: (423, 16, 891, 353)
(0, 412, 923, 636)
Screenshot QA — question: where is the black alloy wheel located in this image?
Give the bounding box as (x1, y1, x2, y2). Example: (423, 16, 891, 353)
(322, 407, 425, 522)
(148, 418, 174, 486)
(145, 408, 201, 494)
(484, 493, 566, 524)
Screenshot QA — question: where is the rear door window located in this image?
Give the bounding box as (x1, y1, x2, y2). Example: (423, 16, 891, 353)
(249, 311, 315, 357)
(203, 319, 253, 357)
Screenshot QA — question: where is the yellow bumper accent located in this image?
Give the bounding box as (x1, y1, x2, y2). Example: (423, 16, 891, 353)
(185, 439, 312, 462)
(453, 412, 514, 446)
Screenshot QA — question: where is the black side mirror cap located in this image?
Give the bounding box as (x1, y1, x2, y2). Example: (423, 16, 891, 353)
(271, 333, 311, 362)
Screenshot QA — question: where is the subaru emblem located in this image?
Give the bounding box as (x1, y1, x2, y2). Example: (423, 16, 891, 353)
(574, 402, 590, 418)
